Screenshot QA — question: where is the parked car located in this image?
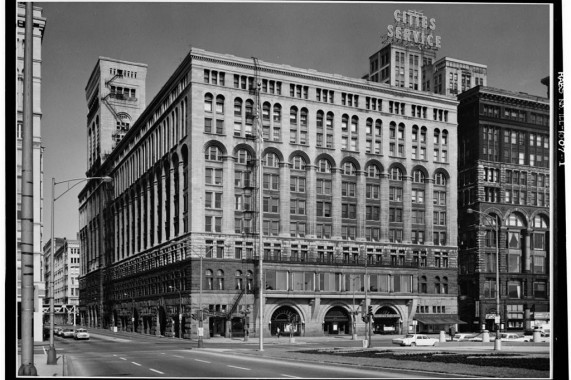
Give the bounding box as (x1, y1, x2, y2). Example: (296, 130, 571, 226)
(73, 328, 90, 340)
(452, 333, 473, 342)
(499, 333, 526, 342)
(392, 334, 439, 347)
(523, 331, 550, 342)
(61, 328, 75, 338)
(467, 332, 496, 342)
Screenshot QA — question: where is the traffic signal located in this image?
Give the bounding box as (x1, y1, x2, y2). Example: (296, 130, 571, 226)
(368, 306, 373, 315)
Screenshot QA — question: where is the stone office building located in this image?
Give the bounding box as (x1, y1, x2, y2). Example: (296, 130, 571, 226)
(456, 86, 550, 332)
(78, 47, 461, 338)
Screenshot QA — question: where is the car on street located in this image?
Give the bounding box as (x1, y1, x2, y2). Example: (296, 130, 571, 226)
(73, 328, 90, 340)
(392, 334, 439, 347)
(498, 333, 526, 342)
(451, 333, 473, 342)
(523, 329, 551, 342)
(467, 332, 497, 342)
(61, 328, 75, 338)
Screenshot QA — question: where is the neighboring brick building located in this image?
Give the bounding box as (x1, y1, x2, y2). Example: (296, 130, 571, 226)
(457, 86, 550, 332)
(78, 47, 461, 339)
(43, 238, 81, 324)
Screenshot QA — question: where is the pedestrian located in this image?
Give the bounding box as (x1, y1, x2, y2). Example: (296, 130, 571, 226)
(277, 327, 280, 338)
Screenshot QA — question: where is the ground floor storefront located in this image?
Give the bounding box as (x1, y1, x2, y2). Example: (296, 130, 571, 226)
(79, 295, 463, 339)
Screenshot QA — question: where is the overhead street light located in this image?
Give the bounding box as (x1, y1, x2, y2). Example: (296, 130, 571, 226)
(467, 208, 502, 351)
(47, 176, 112, 365)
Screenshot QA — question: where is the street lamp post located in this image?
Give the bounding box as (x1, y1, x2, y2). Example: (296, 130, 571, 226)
(47, 176, 112, 365)
(351, 275, 357, 340)
(198, 252, 204, 348)
(169, 285, 183, 339)
(467, 208, 501, 351)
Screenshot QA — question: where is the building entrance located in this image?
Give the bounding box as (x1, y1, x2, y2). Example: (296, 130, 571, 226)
(373, 306, 401, 334)
(323, 306, 351, 335)
(271, 306, 301, 337)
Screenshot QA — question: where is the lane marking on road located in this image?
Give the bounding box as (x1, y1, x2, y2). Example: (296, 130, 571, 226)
(194, 359, 211, 364)
(227, 365, 251, 371)
(172, 355, 185, 358)
(131, 362, 141, 366)
(281, 375, 301, 378)
(149, 368, 164, 374)
(119, 357, 127, 360)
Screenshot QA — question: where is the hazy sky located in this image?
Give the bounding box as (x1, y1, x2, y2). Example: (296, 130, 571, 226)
(37, 1, 552, 240)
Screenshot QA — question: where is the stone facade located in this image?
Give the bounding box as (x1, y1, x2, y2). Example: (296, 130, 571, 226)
(79, 48, 461, 338)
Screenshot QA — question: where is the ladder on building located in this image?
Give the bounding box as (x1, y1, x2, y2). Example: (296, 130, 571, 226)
(226, 288, 246, 319)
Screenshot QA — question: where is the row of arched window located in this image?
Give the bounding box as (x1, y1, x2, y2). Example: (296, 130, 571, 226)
(205, 143, 450, 184)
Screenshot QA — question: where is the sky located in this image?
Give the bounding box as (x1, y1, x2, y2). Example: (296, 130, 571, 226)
(35, 1, 553, 241)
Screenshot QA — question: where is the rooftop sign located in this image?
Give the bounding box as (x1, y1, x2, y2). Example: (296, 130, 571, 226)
(384, 10, 441, 50)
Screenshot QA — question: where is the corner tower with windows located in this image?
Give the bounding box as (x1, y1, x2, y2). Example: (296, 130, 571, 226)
(85, 57, 147, 175)
(457, 86, 550, 332)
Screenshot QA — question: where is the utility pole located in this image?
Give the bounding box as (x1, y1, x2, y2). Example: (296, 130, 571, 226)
(18, 2, 37, 375)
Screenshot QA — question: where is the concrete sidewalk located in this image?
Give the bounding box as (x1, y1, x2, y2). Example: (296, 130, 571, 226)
(17, 342, 66, 377)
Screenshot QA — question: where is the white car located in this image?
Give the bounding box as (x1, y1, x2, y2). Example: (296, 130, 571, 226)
(523, 330, 550, 342)
(452, 333, 473, 342)
(498, 333, 525, 342)
(73, 328, 90, 340)
(392, 334, 439, 347)
(467, 332, 497, 342)
(60, 328, 75, 338)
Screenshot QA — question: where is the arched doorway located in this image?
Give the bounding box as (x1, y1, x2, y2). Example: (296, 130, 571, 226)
(323, 306, 351, 335)
(271, 306, 301, 337)
(374, 306, 401, 334)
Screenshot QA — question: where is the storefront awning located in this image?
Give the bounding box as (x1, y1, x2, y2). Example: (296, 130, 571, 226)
(414, 314, 467, 325)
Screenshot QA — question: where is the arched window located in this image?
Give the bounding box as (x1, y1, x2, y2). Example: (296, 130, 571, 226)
(413, 170, 425, 183)
(235, 270, 243, 290)
(365, 164, 381, 178)
(412, 125, 419, 141)
(262, 102, 271, 122)
(390, 167, 403, 181)
(532, 215, 548, 229)
(420, 126, 427, 143)
(343, 162, 357, 176)
(290, 106, 298, 125)
(216, 95, 225, 114)
(204, 94, 213, 113)
(434, 276, 441, 294)
(434, 128, 441, 144)
(247, 270, 254, 291)
(216, 269, 225, 290)
(442, 276, 449, 294)
(317, 159, 331, 173)
(264, 152, 279, 167)
(506, 213, 525, 227)
(291, 156, 306, 170)
(442, 130, 448, 145)
(234, 98, 243, 117)
(434, 172, 447, 185)
(273, 104, 282, 123)
(205, 269, 213, 290)
(205, 145, 223, 161)
(237, 149, 251, 164)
